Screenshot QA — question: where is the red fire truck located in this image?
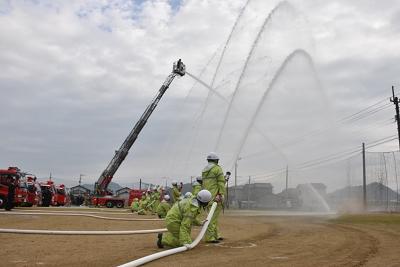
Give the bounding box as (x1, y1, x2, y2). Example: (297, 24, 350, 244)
(127, 188, 166, 206)
(56, 184, 69, 206)
(26, 175, 42, 207)
(38, 181, 58, 206)
(0, 167, 29, 209)
(93, 59, 185, 208)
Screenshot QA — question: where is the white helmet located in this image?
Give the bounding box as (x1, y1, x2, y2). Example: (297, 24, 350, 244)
(172, 180, 177, 186)
(152, 187, 157, 191)
(185, 192, 192, 198)
(164, 195, 170, 201)
(207, 152, 219, 160)
(196, 175, 203, 182)
(196, 189, 212, 204)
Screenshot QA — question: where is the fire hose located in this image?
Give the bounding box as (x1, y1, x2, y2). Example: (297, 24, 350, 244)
(132, 198, 157, 215)
(0, 211, 159, 221)
(0, 228, 168, 235)
(117, 201, 218, 267)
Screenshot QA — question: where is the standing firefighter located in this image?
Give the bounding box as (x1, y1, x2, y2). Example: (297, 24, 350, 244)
(191, 175, 203, 196)
(153, 187, 161, 211)
(1, 175, 16, 211)
(157, 190, 212, 248)
(156, 195, 171, 219)
(202, 152, 228, 243)
(171, 180, 182, 204)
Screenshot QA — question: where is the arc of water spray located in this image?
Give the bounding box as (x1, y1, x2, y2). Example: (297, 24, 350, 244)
(215, 1, 292, 151)
(156, 46, 226, 177)
(228, 49, 331, 211)
(166, 0, 251, 175)
(210, 0, 251, 88)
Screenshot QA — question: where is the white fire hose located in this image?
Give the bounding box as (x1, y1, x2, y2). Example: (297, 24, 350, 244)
(0, 228, 168, 235)
(117, 201, 218, 267)
(0, 211, 166, 235)
(0, 211, 159, 221)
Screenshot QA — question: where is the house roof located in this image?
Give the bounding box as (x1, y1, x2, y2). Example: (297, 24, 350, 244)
(70, 185, 91, 191)
(254, 183, 273, 188)
(276, 188, 299, 197)
(296, 183, 327, 189)
(228, 185, 244, 190)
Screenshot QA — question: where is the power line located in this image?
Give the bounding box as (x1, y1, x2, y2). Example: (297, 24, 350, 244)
(242, 94, 394, 161)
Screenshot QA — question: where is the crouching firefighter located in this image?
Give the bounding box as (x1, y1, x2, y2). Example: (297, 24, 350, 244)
(157, 190, 212, 248)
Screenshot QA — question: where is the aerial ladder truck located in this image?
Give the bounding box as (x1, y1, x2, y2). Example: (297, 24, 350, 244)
(92, 59, 186, 208)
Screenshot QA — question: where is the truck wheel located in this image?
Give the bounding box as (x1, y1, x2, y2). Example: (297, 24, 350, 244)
(105, 201, 114, 208)
(116, 201, 123, 208)
(0, 196, 6, 209)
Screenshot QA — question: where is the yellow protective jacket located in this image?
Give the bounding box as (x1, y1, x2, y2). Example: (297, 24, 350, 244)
(172, 186, 181, 202)
(202, 162, 226, 200)
(156, 200, 171, 218)
(130, 199, 139, 212)
(191, 181, 202, 196)
(164, 196, 202, 245)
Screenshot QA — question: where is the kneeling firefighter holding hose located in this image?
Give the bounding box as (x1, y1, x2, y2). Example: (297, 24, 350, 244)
(157, 189, 212, 248)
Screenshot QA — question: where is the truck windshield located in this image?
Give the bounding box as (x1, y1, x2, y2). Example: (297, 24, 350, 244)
(35, 184, 42, 194)
(0, 173, 17, 183)
(18, 173, 28, 190)
(27, 182, 35, 193)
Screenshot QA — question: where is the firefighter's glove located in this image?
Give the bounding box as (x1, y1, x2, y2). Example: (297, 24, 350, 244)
(214, 193, 223, 203)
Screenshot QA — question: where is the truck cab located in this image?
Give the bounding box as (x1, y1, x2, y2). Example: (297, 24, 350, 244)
(39, 181, 58, 206)
(26, 176, 42, 206)
(56, 184, 69, 206)
(0, 167, 28, 208)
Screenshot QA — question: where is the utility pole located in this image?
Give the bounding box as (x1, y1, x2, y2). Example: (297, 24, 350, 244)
(362, 143, 367, 211)
(285, 165, 288, 209)
(235, 161, 237, 207)
(247, 175, 251, 209)
(235, 157, 241, 208)
(79, 174, 86, 187)
(50, 173, 52, 181)
(390, 86, 400, 151)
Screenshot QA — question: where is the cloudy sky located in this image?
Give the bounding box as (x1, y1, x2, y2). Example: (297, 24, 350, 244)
(1, 0, 400, 192)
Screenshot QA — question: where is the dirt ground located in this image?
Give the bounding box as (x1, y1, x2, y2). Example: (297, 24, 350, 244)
(1, 207, 400, 267)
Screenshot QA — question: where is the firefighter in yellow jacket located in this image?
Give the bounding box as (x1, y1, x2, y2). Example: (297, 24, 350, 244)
(138, 192, 148, 215)
(202, 152, 227, 243)
(156, 195, 171, 218)
(130, 198, 139, 213)
(171, 180, 181, 203)
(157, 190, 212, 248)
(191, 175, 203, 225)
